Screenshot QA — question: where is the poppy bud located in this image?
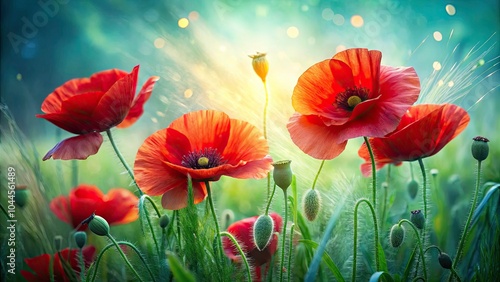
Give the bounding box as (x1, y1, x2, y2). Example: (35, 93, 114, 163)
(272, 160, 292, 191)
(15, 186, 29, 208)
(89, 215, 110, 236)
(54, 235, 63, 251)
(407, 179, 419, 200)
(410, 210, 425, 229)
(253, 214, 274, 251)
(438, 252, 453, 269)
(74, 231, 87, 249)
(430, 169, 439, 177)
(471, 136, 489, 161)
(390, 224, 405, 248)
(221, 209, 235, 229)
(249, 52, 269, 82)
(302, 188, 322, 221)
(159, 214, 170, 229)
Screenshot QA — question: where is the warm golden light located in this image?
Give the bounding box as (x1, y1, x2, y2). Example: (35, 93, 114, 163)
(287, 26, 299, 38)
(350, 15, 364, 28)
(433, 31, 443, 41)
(154, 38, 165, 48)
(445, 4, 456, 16)
(433, 61, 442, 71)
(178, 18, 189, 28)
(184, 88, 193, 98)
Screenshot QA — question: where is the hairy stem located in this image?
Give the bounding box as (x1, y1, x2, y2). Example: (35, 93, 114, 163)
(399, 219, 427, 281)
(280, 189, 288, 282)
(220, 231, 251, 282)
(206, 181, 224, 264)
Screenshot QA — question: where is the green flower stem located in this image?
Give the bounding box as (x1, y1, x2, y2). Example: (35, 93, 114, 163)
(411, 277, 425, 282)
(141, 195, 161, 256)
(206, 181, 224, 264)
(71, 159, 78, 187)
(312, 160, 325, 190)
(399, 219, 427, 281)
(175, 210, 182, 251)
(450, 160, 483, 278)
(78, 248, 85, 282)
(265, 184, 277, 215)
(382, 165, 391, 229)
(106, 130, 143, 196)
(417, 159, 428, 220)
(424, 245, 442, 255)
(88, 241, 156, 282)
(363, 137, 377, 209)
(450, 268, 463, 282)
(106, 235, 144, 282)
(279, 189, 288, 282)
(287, 223, 295, 282)
(144, 195, 162, 217)
(50, 255, 55, 282)
(0, 204, 9, 219)
(352, 198, 380, 281)
(220, 231, 251, 282)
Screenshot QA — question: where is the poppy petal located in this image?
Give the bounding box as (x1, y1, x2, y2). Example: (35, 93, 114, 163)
(98, 188, 139, 225)
(116, 76, 159, 128)
(92, 66, 139, 130)
(161, 181, 207, 210)
(165, 128, 192, 165)
(89, 68, 129, 93)
(36, 111, 102, 134)
(70, 185, 104, 228)
(43, 132, 103, 161)
(22, 254, 51, 282)
(49, 195, 72, 225)
(41, 77, 93, 114)
(287, 113, 347, 159)
(224, 156, 273, 179)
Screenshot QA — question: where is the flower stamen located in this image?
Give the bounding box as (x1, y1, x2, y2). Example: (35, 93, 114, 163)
(336, 87, 369, 111)
(181, 148, 225, 169)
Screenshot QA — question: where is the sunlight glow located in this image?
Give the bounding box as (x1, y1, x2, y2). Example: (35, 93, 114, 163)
(154, 38, 165, 48)
(287, 26, 299, 38)
(178, 18, 189, 28)
(433, 31, 443, 41)
(445, 4, 456, 16)
(351, 15, 364, 27)
(433, 61, 442, 71)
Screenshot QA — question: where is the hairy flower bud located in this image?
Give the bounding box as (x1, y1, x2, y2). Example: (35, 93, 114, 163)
(410, 210, 425, 229)
(471, 136, 489, 161)
(302, 189, 322, 221)
(438, 252, 453, 269)
(159, 214, 170, 229)
(253, 214, 274, 251)
(272, 160, 292, 191)
(249, 52, 269, 82)
(89, 215, 110, 236)
(74, 231, 87, 249)
(407, 179, 419, 200)
(390, 224, 405, 248)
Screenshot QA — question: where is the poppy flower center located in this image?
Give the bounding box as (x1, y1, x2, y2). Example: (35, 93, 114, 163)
(336, 87, 370, 111)
(181, 148, 225, 169)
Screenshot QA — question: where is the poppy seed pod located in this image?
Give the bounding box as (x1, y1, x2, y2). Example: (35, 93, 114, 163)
(54, 235, 63, 251)
(438, 252, 453, 269)
(89, 215, 110, 236)
(390, 224, 405, 248)
(471, 136, 489, 161)
(410, 210, 425, 229)
(253, 214, 274, 251)
(15, 186, 29, 208)
(159, 214, 170, 229)
(74, 231, 87, 249)
(249, 52, 269, 82)
(272, 160, 292, 191)
(407, 179, 419, 200)
(302, 189, 322, 221)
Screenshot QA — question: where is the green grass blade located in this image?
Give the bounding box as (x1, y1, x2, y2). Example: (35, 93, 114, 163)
(167, 252, 195, 282)
(370, 271, 394, 282)
(299, 239, 345, 282)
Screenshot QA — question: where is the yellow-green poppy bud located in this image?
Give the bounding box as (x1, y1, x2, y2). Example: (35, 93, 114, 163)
(74, 231, 87, 249)
(302, 189, 322, 221)
(471, 136, 489, 161)
(89, 215, 110, 236)
(249, 52, 269, 82)
(390, 224, 405, 248)
(272, 160, 292, 191)
(253, 214, 274, 251)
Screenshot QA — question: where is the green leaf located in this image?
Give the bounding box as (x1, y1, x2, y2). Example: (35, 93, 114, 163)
(167, 252, 195, 282)
(369, 271, 394, 282)
(378, 242, 388, 272)
(402, 245, 417, 281)
(299, 239, 345, 282)
(471, 183, 500, 226)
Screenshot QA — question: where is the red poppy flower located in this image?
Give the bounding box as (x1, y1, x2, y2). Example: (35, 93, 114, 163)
(358, 104, 470, 176)
(21, 246, 96, 282)
(50, 184, 139, 229)
(223, 213, 283, 281)
(287, 48, 420, 159)
(37, 65, 159, 160)
(134, 110, 273, 210)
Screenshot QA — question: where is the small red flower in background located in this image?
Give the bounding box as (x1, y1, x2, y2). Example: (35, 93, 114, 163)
(223, 213, 283, 281)
(37, 65, 159, 160)
(50, 184, 139, 229)
(358, 104, 470, 176)
(134, 110, 273, 210)
(287, 48, 420, 160)
(21, 246, 96, 282)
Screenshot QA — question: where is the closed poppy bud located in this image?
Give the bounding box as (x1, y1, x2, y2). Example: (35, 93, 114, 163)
(89, 215, 110, 236)
(272, 160, 292, 191)
(471, 136, 489, 161)
(410, 210, 425, 229)
(221, 209, 235, 229)
(302, 189, 322, 221)
(15, 186, 29, 208)
(249, 52, 269, 82)
(54, 235, 63, 251)
(430, 169, 439, 177)
(74, 231, 87, 249)
(407, 179, 419, 200)
(253, 214, 274, 251)
(159, 214, 170, 229)
(438, 252, 453, 269)
(390, 224, 405, 248)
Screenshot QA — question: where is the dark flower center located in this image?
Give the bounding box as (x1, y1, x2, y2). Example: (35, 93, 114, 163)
(181, 148, 225, 169)
(335, 87, 370, 111)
